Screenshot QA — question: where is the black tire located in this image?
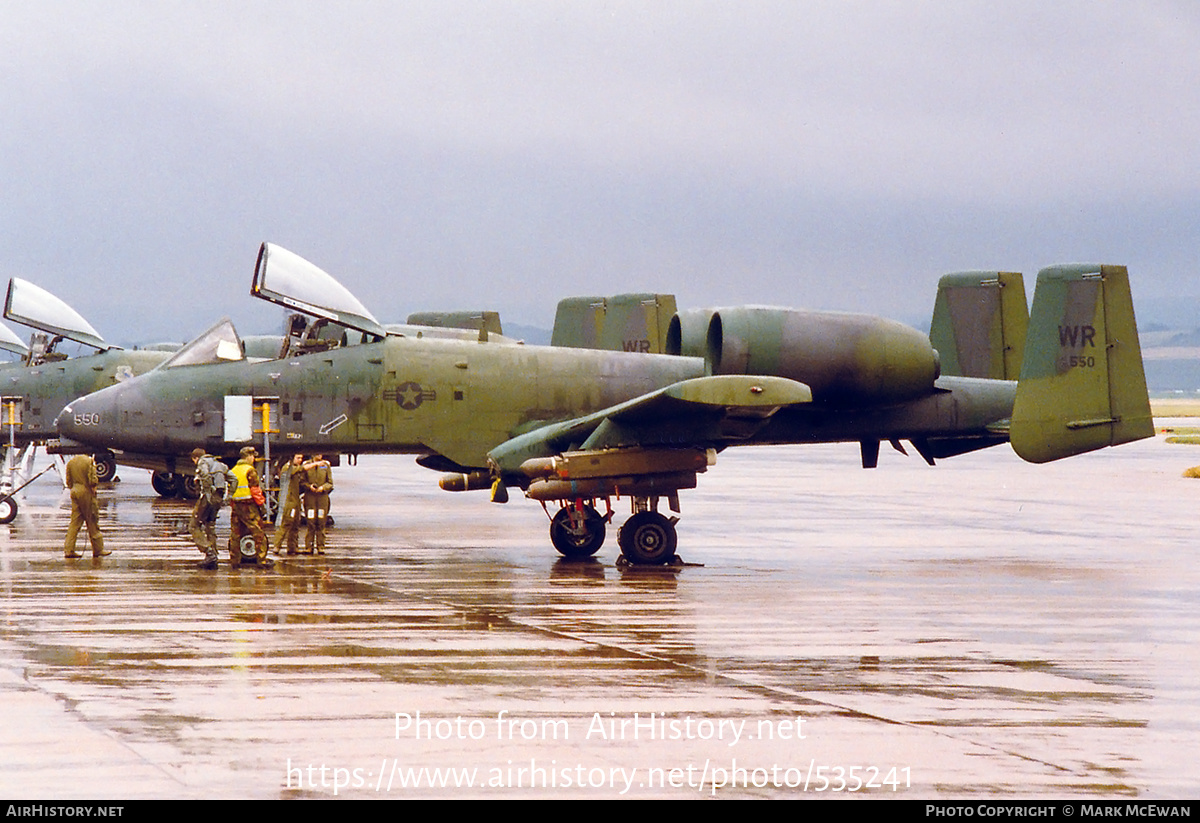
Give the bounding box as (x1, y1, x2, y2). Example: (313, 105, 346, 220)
(151, 471, 183, 498)
(0, 496, 16, 525)
(617, 511, 677, 565)
(181, 475, 200, 500)
(549, 505, 606, 558)
(94, 453, 118, 483)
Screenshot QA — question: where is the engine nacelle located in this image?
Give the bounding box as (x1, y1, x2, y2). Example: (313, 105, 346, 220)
(665, 309, 715, 358)
(703, 307, 940, 404)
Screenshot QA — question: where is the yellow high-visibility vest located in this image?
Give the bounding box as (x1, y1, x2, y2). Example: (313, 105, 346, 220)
(229, 462, 254, 501)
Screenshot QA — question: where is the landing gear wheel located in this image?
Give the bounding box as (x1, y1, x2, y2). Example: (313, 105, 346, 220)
(617, 511, 678, 565)
(0, 496, 16, 525)
(550, 505, 606, 558)
(238, 535, 258, 561)
(181, 475, 200, 499)
(151, 471, 183, 498)
(94, 453, 118, 483)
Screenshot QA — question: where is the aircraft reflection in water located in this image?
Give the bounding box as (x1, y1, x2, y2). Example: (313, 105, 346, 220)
(57, 244, 1154, 564)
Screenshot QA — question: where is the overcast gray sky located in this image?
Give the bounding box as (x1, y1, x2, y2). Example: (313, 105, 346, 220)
(2, 1, 1197, 344)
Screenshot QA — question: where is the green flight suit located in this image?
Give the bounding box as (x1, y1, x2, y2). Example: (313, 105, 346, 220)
(190, 455, 225, 564)
(273, 460, 304, 555)
(64, 455, 106, 558)
(302, 460, 333, 554)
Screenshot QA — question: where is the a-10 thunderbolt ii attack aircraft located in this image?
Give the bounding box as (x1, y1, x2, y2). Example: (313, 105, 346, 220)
(0, 278, 290, 511)
(0, 278, 182, 521)
(56, 243, 1154, 564)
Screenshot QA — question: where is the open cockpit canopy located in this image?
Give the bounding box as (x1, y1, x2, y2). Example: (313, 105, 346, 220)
(4, 278, 111, 351)
(252, 243, 386, 339)
(0, 320, 29, 357)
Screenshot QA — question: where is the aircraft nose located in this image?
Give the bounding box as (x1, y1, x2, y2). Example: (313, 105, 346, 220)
(57, 386, 120, 449)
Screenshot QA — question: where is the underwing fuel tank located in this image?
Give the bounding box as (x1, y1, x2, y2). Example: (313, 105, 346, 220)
(524, 472, 698, 501)
(520, 447, 710, 480)
(440, 448, 713, 500)
(517, 447, 710, 501)
(698, 307, 940, 404)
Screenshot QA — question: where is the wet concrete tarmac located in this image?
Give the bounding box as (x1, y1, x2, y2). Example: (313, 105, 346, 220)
(0, 431, 1196, 799)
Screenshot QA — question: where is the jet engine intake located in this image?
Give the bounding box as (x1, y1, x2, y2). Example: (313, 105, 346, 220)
(664, 309, 715, 358)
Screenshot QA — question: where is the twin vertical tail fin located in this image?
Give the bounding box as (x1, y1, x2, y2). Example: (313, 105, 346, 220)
(1010, 264, 1154, 463)
(551, 294, 678, 353)
(930, 271, 1028, 380)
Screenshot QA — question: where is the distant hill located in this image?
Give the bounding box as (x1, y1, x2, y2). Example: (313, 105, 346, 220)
(503, 323, 551, 345)
(1136, 296, 1200, 330)
(1163, 329, 1200, 347)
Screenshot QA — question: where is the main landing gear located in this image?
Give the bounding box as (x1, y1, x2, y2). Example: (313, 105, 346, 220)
(151, 470, 183, 498)
(549, 504, 606, 558)
(617, 510, 678, 565)
(547, 497, 681, 566)
(151, 471, 200, 500)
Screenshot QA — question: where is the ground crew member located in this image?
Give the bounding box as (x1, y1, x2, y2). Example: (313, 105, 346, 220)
(273, 452, 305, 556)
(190, 448, 228, 570)
(228, 446, 271, 568)
(302, 454, 333, 555)
(64, 454, 108, 559)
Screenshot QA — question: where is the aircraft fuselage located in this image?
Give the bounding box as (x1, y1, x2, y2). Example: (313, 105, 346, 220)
(57, 326, 1015, 472)
(3, 349, 168, 443)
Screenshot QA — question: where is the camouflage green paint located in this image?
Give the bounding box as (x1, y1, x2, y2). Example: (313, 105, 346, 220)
(929, 271, 1028, 380)
(707, 307, 939, 403)
(1011, 264, 1152, 462)
(405, 311, 503, 336)
(551, 293, 678, 353)
(3, 348, 168, 441)
(58, 265, 1153, 486)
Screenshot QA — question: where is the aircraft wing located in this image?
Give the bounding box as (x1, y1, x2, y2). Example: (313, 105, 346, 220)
(488, 374, 812, 475)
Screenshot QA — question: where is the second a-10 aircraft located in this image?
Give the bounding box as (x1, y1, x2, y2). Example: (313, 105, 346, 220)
(0, 278, 182, 521)
(0, 277, 292, 517)
(56, 243, 1154, 564)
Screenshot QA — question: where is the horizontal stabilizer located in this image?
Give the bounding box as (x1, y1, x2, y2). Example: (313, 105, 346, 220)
(1010, 264, 1153, 463)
